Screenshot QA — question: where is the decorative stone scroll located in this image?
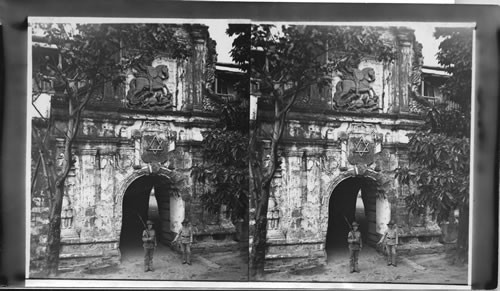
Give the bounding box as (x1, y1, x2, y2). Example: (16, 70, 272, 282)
(126, 64, 174, 110)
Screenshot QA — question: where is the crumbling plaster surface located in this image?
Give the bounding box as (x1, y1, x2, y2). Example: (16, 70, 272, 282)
(56, 113, 213, 242)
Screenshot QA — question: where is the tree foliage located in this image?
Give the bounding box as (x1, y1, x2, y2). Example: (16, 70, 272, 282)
(227, 24, 250, 72)
(434, 27, 473, 112)
(192, 129, 249, 220)
(396, 125, 469, 222)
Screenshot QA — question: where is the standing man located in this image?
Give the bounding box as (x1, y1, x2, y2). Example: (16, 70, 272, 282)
(377, 220, 398, 266)
(142, 220, 157, 272)
(347, 221, 362, 273)
(173, 220, 193, 265)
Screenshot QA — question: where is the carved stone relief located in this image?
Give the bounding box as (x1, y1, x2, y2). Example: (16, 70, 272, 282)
(126, 64, 174, 110)
(333, 65, 379, 112)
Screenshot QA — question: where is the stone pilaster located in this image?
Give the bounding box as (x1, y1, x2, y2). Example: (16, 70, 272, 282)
(94, 151, 101, 202)
(396, 28, 414, 113)
(300, 151, 308, 204)
(191, 29, 207, 111)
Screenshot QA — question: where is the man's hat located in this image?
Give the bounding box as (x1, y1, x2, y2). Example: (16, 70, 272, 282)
(352, 221, 359, 227)
(387, 220, 396, 226)
(147, 220, 154, 225)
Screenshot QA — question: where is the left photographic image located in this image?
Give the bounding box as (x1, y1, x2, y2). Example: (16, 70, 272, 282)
(28, 18, 249, 281)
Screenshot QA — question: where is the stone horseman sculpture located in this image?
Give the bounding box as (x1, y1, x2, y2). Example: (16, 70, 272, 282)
(127, 64, 174, 110)
(333, 66, 379, 112)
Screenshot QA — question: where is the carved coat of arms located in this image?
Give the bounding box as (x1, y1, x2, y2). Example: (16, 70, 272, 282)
(346, 123, 379, 165)
(140, 121, 177, 163)
(127, 64, 174, 110)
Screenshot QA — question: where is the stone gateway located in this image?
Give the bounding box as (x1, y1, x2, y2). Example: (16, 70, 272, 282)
(257, 27, 443, 273)
(30, 24, 239, 273)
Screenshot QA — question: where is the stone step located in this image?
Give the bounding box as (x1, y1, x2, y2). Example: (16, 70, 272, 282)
(380, 241, 452, 257)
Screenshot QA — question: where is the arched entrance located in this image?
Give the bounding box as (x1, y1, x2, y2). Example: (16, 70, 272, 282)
(325, 176, 379, 262)
(119, 174, 176, 255)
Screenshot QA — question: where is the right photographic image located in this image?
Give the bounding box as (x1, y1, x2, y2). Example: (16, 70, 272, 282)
(248, 22, 473, 284)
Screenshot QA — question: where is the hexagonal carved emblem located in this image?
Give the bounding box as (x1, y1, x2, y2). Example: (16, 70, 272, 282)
(140, 120, 176, 164)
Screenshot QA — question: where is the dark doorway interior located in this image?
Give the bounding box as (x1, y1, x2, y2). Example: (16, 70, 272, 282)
(326, 177, 376, 262)
(120, 175, 169, 255)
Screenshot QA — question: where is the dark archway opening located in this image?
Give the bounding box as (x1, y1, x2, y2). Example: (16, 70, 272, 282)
(120, 175, 171, 256)
(326, 176, 377, 262)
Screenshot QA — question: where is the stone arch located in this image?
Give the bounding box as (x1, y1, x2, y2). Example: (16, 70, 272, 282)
(324, 168, 383, 200)
(321, 167, 389, 258)
(113, 167, 177, 241)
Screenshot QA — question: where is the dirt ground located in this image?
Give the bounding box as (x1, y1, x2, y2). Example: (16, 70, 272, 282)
(56, 244, 249, 281)
(264, 246, 468, 285)
(45, 244, 467, 285)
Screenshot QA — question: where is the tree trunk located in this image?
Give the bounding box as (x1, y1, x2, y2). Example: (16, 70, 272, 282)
(46, 182, 65, 276)
(248, 99, 288, 279)
(44, 102, 80, 276)
(249, 183, 270, 280)
(456, 202, 469, 264)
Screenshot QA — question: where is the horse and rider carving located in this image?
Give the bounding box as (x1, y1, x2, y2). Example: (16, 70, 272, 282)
(333, 66, 379, 112)
(127, 64, 174, 110)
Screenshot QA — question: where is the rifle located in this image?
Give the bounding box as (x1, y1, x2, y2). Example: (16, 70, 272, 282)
(137, 213, 150, 238)
(344, 216, 353, 232)
(344, 216, 354, 244)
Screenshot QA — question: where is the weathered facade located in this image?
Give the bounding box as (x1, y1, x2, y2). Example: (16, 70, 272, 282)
(30, 24, 239, 273)
(256, 27, 444, 272)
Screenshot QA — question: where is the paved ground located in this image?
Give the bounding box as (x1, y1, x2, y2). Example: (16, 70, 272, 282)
(57, 244, 249, 281)
(264, 246, 467, 284)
